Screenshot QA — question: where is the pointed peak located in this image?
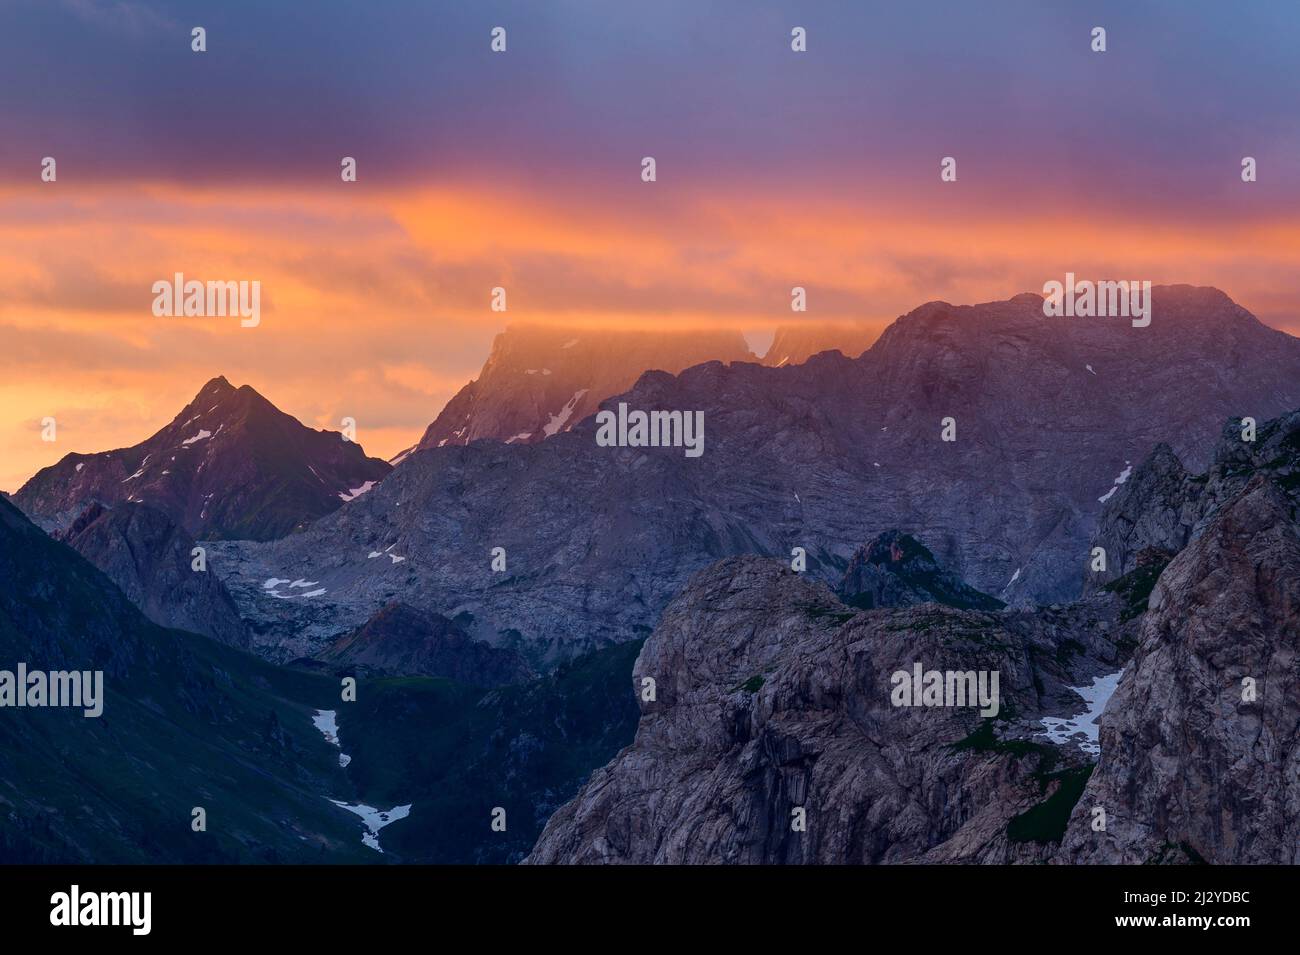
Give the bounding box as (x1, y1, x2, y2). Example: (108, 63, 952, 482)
(200, 375, 235, 394)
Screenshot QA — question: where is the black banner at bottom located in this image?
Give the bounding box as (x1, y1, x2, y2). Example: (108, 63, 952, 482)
(0, 863, 1280, 941)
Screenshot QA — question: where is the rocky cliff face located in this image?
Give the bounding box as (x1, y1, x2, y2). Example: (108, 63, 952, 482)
(13, 376, 391, 541)
(1086, 408, 1300, 591)
(1058, 475, 1300, 864)
(525, 554, 1133, 864)
(208, 287, 1300, 666)
(56, 502, 248, 648)
(317, 601, 534, 684)
(528, 406, 1300, 865)
(840, 530, 1004, 611)
(411, 325, 752, 452)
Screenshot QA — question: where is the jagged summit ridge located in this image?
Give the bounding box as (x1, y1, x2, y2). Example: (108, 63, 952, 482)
(13, 377, 392, 541)
(413, 324, 752, 452)
(208, 287, 1300, 665)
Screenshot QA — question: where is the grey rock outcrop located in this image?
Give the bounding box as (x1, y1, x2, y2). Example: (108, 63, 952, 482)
(1086, 407, 1300, 592)
(525, 555, 1132, 864)
(526, 408, 1299, 865)
(317, 601, 534, 684)
(1058, 476, 1300, 864)
(840, 530, 1004, 611)
(56, 501, 248, 647)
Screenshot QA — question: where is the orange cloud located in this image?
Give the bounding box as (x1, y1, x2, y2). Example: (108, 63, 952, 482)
(1, 179, 1296, 491)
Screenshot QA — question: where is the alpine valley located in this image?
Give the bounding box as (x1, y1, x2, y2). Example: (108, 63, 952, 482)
(4, 285, 1299, 864)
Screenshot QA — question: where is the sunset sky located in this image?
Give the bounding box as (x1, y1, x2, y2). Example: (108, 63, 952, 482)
(2, 0, 1299, 491)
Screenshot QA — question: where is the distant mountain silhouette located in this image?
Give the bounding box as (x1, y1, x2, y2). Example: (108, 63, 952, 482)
(14, 376, 391, 541)
(762, 319, 879, 367)
(403, 325, 751, 458)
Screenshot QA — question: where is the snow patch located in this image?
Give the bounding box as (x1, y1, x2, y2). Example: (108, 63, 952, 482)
(75, 463, 84, 472)
(312, 709, 340, 746)
(1098, 461, 1134, 504)
(505, 432, 533, 444)
(543, 389, 588, 438)
(312, 709, 410, 849)
(329, 801, 412, 853)
(1039, 670, 1124, 756)
(338, 480, 377, 502)
(182, 429, 212, 445)
(264, 577, 326, 599)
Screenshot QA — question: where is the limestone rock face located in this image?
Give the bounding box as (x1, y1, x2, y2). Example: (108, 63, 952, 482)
(1087, 408, 1300, 593)
(527, 407, 1299, 865)
(525, 556, 1130, 864)
(1059, 478, 1300, 864)
(839, 530, 1004, 611)
(209, 288, 1300, 666)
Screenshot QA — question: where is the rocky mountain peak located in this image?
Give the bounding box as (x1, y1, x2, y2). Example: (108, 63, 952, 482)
(413, 324, 752, 452)
(317, 600, 534, 685)
(839, 530, 1004, 611)
(13, 377, 392, 541)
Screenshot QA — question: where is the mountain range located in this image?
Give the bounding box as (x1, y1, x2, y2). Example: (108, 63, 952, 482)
(4, 283, 1298, 865)
(528, 406, 1300, 863)
(199, 286, 1300, 669)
